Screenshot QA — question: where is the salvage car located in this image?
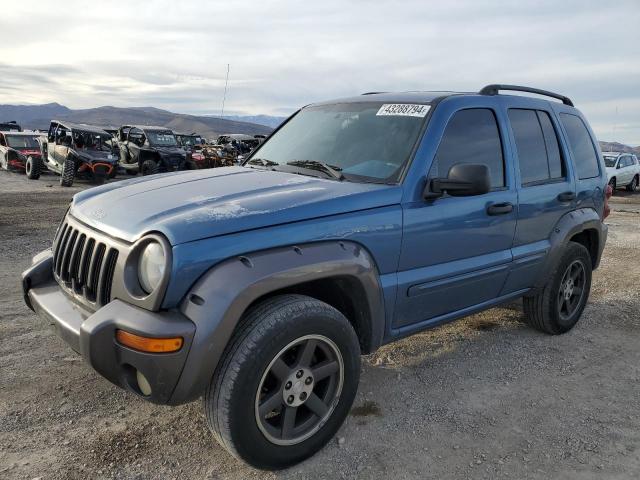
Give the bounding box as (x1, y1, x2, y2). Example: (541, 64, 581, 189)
(0, 131, 45, 178)
(175, 132, 208, 168)
(23, 85, 610, 469)
(116, 125, 192, 175)
(0, 120, 22, 132)
(603, 151, 640, 193)
(41, 121, 119, 187)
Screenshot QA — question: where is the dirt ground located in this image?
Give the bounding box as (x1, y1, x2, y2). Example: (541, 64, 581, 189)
(1, 171, 639, 480)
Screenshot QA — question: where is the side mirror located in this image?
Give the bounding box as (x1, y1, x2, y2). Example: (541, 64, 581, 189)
(424, 163, 491, 199)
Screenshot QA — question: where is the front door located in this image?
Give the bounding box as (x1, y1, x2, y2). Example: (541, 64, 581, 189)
(394, 106, 517, 332)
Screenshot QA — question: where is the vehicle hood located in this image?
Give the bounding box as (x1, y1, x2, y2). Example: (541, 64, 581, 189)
(70, 167, 401, 245)
(13, 147, 41, 157)
(75, 149, 119, 164)
(152, 146, 186, 157)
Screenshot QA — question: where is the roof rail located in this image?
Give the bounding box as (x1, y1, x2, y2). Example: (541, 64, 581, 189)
(479, 84, 574, 107)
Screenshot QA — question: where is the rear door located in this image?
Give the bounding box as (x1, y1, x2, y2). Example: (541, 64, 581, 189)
(394, 101, 517, 332)
(500, 102, 575, 294)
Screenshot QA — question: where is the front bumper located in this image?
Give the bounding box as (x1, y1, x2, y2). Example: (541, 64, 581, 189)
(22, 251, 196, 404)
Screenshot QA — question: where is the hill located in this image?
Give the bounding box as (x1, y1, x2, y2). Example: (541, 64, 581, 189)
(599, 141, 640, 156)
(0, 104, 272, 140)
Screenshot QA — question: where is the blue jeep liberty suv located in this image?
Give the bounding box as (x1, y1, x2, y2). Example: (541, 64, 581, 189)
(22, 84, 610, 469)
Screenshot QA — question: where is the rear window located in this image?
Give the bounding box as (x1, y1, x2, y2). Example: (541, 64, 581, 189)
(509, 109, 564, 185)
(560, 114, 600, 179)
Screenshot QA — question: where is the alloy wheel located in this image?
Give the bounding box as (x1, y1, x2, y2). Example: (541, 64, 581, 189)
(557, 259, 586, 321)
(255, 334, 344, 446)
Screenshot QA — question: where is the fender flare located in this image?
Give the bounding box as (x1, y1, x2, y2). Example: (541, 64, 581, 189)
(533, 207, 606, 289)
(169, 240, 384, 404)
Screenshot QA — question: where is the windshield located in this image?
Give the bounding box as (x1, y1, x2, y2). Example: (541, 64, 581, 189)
(246, 102, 429, 182)
(147, 131, 178, 147)
(603, 155, 618, 168)
(6, 135, 39, 149)
(72, 130, 112, 151)
(177, 135, 202, 147)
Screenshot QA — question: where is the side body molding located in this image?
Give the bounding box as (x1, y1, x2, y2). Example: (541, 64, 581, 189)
(532, 207, 607, 289)
(171, 240, 385, 404)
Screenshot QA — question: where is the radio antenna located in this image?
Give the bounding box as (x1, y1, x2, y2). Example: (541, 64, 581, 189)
(221, 64, 230, 118)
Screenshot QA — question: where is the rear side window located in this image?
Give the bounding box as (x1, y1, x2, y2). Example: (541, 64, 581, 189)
(430, 108, 505, 188)
(509, 109, 564, 185)
(560, 113, 600, 179)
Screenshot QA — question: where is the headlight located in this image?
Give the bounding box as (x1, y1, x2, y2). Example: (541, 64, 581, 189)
(138, 242, 166, 294)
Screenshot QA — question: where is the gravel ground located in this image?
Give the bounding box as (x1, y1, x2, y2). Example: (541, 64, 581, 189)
(1, 171, 639, 480)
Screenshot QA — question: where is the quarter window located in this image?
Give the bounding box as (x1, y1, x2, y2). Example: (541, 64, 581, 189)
(430, 108, 505, 188)
(560, 113, 600, 179)
(509, 109, 565, 185)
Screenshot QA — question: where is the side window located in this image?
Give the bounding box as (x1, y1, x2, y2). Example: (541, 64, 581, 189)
(430, 108, 505, 188)
(559, 113, 600, 179)
(509, 109, 565, 185)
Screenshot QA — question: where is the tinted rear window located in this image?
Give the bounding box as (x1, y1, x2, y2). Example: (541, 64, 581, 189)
(560, 114, 600, 179)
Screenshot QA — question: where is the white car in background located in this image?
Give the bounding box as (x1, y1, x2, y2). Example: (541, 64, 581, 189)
(603, 151, 640, 193)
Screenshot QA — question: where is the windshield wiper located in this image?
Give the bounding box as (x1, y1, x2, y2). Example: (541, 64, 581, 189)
(286, 160, 345, 181)
(247, 157, 279, 167)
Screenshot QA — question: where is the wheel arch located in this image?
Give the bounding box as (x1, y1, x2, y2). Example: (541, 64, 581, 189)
(170, 240, 385, 404)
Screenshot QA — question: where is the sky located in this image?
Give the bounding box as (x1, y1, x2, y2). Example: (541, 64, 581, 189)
(1, 0, 639, 144)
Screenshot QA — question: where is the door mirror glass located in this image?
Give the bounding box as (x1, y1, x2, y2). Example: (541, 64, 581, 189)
(425, 163, 491, 199)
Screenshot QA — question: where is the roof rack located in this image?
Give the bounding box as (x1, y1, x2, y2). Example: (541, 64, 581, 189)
(479, 84, 574, 107)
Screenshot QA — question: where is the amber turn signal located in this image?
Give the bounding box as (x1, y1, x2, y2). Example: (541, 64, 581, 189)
(116, 330, 183, 353)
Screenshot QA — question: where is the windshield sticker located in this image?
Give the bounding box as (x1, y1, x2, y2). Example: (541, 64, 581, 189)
(376, 104, 430, 117)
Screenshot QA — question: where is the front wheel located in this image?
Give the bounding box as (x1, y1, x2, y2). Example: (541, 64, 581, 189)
(60, 157, 75, 187)
(140, 159, 159, 176)
(205, 294, 360, 470)
(25, 156, 42, 179)
(523, 242, 592, 334)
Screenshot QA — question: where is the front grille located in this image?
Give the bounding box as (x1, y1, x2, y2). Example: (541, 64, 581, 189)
(52, 218, 119, 309)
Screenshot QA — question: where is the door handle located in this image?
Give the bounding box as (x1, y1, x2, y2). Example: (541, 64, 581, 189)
(557, 192, 576, 202)
(486, 202, 513, 215)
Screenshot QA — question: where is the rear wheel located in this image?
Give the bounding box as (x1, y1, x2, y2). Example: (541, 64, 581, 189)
(205, 294, 360, 470)
(627, 175, 639, 193)
(523, 242, 592, 334)
(25, 156, 42, 179)
(60, 157, 75, 187)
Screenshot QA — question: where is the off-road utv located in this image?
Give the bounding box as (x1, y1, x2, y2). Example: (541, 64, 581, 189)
(0, 131, 44, 178)
(175, 132, 208, 169)
(23, 85, 610, 470)
(116, 125, 191, 175)
(40, 121, 119, 187)
(0, 120, 22, 132)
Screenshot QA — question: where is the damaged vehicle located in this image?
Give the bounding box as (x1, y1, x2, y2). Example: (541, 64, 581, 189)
(175, 132, 208, 169)
(0, 131, 44, 178)
(22, 85, 610, 469)
(116, 125, 192, 175)
(41, 121, 119, 187)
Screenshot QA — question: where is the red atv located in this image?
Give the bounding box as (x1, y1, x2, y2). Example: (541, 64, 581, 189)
(0, 131, 45, 179)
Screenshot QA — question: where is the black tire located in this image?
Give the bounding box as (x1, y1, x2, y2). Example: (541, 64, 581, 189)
(523, 242, 592, 335)
(25, 156, 42, 179)
(140, 159, 159, 176)
(627, 175, 639, 193)
(205, 294, 360, 470)
(184, 159, 198, 170)
(108, 166, 117, 179)
(60, 157, 75, 187)
(608, 177, 616, 194)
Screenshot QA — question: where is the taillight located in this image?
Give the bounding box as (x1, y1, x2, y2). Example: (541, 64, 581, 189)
(603, 184, 613, 219)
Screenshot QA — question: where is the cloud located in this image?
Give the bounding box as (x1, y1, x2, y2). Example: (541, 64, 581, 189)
(0, 0, 639, 144)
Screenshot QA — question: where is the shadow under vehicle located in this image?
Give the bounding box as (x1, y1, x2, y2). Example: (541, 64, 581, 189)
(41, 120, 119, 187)
(0, 131, 44, 178)
(116, 125, 191, 175)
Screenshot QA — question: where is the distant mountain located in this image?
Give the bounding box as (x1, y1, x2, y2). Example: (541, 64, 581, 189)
(599, 141, 640, 156)
(0, 103, 272, 140)
(217, 114, 287, 129)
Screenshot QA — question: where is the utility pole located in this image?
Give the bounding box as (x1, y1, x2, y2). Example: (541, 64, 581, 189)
(221, 64, 230, 118)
